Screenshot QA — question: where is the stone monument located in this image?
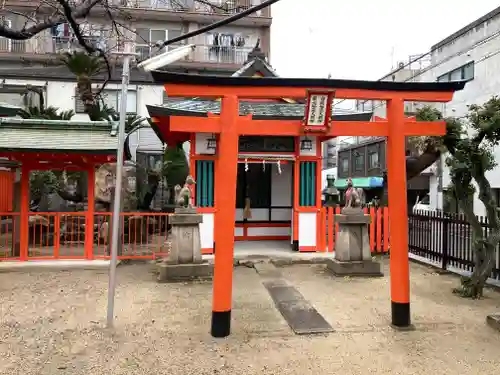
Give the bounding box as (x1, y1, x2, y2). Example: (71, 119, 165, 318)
(157, 175, 213, 282)
(325, 178, 383, 277)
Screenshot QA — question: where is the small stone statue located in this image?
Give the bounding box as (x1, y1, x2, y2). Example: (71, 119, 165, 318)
(174, 175, 196, 208)
(345, 178, 365, 209)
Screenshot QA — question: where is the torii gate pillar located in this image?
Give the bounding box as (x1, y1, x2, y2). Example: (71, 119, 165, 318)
(386, 98, 411, 327)
(211, 96, 240, 337)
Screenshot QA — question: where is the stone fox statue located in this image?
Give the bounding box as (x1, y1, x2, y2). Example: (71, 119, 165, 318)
(345, 178, 365, 208)
(174, 175, 196, 208)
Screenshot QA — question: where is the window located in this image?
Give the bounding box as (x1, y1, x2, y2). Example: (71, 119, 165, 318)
(354, 152, 364, 171)
(102, 90, 137, 114)
(368, 152, 379, 169)
(0, 85, 44, 109)
(341, 158, 349, 172)
(419, 195, 430, 205)
(437, 62, 475, 82)
(74, 89, 137, 114)
(51, 22, 110, 53)
(135, 28, 183, 60)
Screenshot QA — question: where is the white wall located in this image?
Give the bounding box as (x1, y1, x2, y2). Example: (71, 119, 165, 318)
(271, 162, 292, 221)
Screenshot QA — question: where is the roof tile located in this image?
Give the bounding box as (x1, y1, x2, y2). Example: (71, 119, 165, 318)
(150, 99, 373, 121)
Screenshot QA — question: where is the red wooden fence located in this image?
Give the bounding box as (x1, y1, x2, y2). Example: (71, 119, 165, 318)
(322, 206, 390, 254)
(0, 170, 13, 212)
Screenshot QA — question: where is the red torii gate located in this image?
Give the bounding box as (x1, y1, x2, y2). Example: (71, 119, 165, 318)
(150, 71, 465, 337)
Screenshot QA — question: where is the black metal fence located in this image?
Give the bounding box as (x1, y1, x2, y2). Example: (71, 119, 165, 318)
(409, 210, 500, 281)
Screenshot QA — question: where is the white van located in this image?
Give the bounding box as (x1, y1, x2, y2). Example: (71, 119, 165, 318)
(412, 193, 432, 214)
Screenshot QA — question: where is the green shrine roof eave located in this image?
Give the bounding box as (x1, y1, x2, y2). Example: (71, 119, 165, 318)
(147, 100, 374, 121)
(0, 117, 116, 131)
(0, 102, 22, 117)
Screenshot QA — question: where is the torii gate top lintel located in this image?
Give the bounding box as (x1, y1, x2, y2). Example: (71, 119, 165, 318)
(150, 71, 466, 101)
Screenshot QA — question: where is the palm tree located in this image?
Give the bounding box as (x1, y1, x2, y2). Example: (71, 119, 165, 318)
(18, 106, 75, 120)
(59, 51, 105, 118)
(123, 114, 150, 160)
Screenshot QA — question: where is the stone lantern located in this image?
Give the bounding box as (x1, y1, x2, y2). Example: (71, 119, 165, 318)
(324, 174, 339, 206)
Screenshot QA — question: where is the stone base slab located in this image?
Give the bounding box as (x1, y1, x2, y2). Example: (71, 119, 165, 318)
(486, 314, 500, 332)
(325, 258, 383, 277)
(157, 262, 213, 282)
(335, 213, 371, 225)
(170, 213, 203, 225)
(391, 324, 416, 332)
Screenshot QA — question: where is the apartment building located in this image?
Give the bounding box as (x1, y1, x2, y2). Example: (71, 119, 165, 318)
(345, 6, 500, 215)
(0, 0, 272, 157)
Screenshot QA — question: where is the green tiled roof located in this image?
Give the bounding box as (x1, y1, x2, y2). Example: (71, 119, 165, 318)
(148, 99, 374, 121)
(0, 118, 119, 153)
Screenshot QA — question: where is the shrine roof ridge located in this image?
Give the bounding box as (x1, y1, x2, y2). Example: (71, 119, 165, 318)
(0, 118, 116, 132)
(150, 71, 467, 92)
(147, 99, 374, 121)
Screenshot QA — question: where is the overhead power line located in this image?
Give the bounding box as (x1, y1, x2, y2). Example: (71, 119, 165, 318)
(159, 0, 283, 49)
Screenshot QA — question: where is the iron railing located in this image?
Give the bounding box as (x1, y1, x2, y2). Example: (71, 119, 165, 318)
(409, 210, 500, 280)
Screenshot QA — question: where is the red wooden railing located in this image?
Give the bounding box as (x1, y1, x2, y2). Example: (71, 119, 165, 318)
(0, 212, 171, 261)
(323, 206, 390, 254)
(0, 208, 390, 261)
(0, 171, 13, 213)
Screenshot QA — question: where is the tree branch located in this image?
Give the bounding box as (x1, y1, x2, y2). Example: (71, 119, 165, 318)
(0, 0, 102, 40)
(55, 0, 112, 96)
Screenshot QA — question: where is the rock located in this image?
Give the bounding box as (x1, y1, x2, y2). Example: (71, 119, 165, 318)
(486, 314, 500, 332)
(95, 162, 139, 211)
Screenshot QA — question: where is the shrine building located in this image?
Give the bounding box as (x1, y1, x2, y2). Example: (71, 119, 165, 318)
(147, 49, 372, 253)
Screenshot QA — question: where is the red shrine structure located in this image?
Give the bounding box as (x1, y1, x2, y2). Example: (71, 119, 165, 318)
(0, 118, 118, 259)
(148, 70, 465, 337)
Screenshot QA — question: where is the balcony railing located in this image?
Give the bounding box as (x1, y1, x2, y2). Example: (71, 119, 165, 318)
(0, 35, 255, 66)
(136, 44, 254, 65)
(118, 0, 267, 16)
(5, 0, 268, 17)
(0, 35, 118, 55)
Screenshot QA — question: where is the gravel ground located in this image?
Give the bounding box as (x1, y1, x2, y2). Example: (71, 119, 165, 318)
(1, 259, 500, 375)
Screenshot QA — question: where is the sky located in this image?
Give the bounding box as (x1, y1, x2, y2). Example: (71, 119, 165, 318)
(270, 0, 500, 80)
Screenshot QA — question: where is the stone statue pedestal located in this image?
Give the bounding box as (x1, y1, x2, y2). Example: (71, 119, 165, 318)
(325, 207, 383, 277)
(157, 208, 213, 282)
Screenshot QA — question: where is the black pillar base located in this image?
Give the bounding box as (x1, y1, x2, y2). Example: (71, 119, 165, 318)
(292, 240, 299, 252)
(391, 301, 411, 328)
(211, 310, 231, 338)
